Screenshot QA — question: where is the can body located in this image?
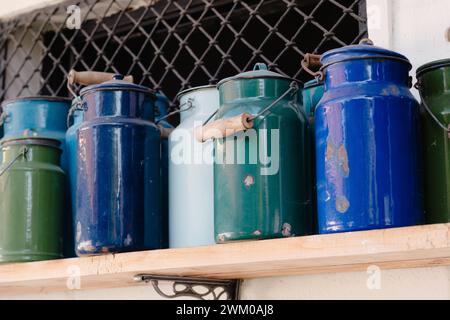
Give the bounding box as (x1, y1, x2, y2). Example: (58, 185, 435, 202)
(315, 46, 423, 234)
(169, 86, 219, 248)
(416, 60, 450, 223)
(303, 79, 324, 233)
(0, 139, 64, 263)
(154, 93, 173, 249)
(0, 97, 71, 170)
(214, 76, 313, 243)
(75, 87, 161, 255)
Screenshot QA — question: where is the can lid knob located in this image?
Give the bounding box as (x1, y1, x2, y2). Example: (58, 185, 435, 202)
(359, 38, 374, 46)
(113, 74, 125, 80)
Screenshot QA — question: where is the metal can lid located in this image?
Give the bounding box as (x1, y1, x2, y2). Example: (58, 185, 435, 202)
(217, 63, 295, 88)
(1, 96, 71, 108)
(416, 59, 450, 78)
(175, 84, 217, 101)
(80, 74, 155, 96)
(1, 137, 61, 149)
(321, 43, 411, 70)
(304, 78, 324, 90)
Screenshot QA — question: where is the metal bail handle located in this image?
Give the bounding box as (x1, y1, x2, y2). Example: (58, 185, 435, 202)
(301, 53, 324, 80)
(415, 82, 450, 138)
(156, 98, 194, 124)
(194, 81, 299, 142)
(0, 147, 29, 177)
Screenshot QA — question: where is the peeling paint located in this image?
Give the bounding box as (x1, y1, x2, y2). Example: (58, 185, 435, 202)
(338, 144, 350, 177)
(76, 221, 81, 242)
(253, 230, 262, 236)
(336, 196, 350, 213)
(243, 175, 255, 188)
(282, 223, 292, 237)
(77, 240, 96, 253)
(124, 234, 133, 246)
(326, 139, 335, 161)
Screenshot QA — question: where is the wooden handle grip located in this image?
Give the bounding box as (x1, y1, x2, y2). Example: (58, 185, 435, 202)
(302, 53, 322, 69)
(68, 70, 134, 86)
(159, 126, 175, 139)
(194, 113, 254, 142)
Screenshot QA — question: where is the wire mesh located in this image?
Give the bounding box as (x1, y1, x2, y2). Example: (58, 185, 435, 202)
(0, 0, 367, 108)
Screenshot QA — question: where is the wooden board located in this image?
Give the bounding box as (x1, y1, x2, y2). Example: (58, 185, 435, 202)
(1, 223, 450, 296)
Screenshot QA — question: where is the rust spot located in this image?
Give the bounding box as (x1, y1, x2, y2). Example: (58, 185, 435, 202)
(338, 144, 350, 176)
(326, 139, 335, 161)
(244, 175, 255, 188)
(282, 223, 292, 237)
(78, 240, 96, 253)
(336, 196, 350, 213)
(101, 247, 110, 253)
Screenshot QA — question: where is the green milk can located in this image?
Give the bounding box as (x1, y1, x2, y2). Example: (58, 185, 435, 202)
(196, 63, 313, 243)
(0, 138, 64, 263)
(416, 59, 450, 223)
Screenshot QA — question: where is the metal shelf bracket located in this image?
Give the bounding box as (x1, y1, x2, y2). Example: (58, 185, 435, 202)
(134, 274, 241, 300)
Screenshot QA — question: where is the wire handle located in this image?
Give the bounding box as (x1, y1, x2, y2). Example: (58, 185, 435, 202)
(156, 98, 194, 124)
(301, 53, 324, 80)
(0, 147, 29, 177)
(415, 82, 450, 138)
(194, 81, 299, 142)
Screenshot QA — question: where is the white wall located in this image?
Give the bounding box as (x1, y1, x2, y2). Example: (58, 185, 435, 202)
(2, 0, 450, 300)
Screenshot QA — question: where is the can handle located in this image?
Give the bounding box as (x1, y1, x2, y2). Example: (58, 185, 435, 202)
(194, 113, 254, 143)
(301, 53, 324, 80)
(194, 81, 299, 142)
(415, 82, 450, 138)
(67, 70, 134, 87)
(0, 147, 28, 177)
(156, 98, 194, 124)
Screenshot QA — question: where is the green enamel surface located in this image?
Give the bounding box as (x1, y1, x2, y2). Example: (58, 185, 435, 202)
(214, 78, 313, 242)
(418, 64, 450, 223)
(0, 143, 65, 263)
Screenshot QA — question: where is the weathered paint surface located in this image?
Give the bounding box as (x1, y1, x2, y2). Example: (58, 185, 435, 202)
(214, 66, 313, 243)
(315, 44, 424, 234)
(0, 139, 64, 263)
(74, 84, 161, 256)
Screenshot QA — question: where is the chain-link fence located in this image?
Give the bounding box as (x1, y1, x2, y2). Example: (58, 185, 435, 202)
(0, 0, 367, 108)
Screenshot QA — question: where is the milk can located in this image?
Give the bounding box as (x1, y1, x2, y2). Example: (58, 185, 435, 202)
(0, 97, 71, 168)
(196, 63, 313, 243)
(310, 41, 423, 234)
(168, 85, 219, 248)
(302, 77, 325, 233)
(74, 73, 161, 256)
(0, 138, 64, 263)
(154, 92, 173, 249)
(416, 59, 450, 223)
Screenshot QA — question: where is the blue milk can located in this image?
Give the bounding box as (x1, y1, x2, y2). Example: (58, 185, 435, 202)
(74, 75, 161, 256)
(0, 97, 71, 169)
(315, 42, 423, 234)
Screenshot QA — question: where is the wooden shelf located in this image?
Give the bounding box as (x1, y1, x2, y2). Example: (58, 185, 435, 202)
(2, 223, 450, 296)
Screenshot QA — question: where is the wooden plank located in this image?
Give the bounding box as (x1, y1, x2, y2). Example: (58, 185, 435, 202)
(1, 223, 450, 296)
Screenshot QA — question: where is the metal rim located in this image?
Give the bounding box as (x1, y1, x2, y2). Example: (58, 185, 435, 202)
(175, 84, 217, 101)
(1, 137, 61, 149)
(1, 96, 71, 108)
(80, 84, 156, 98)
(217, 74, 295, 88)
(416, 59, 450, 78)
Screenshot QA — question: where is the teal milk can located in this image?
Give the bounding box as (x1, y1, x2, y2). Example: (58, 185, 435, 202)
(196, 63, 313, 243)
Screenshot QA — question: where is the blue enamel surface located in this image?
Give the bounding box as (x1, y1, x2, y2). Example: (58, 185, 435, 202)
(0, 97, 71, 170)
(74, 89, 161, 255)
(315, 49, 424, 234)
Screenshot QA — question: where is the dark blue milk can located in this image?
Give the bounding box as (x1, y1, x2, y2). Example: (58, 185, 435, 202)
(0, 97, 71, 168)
(153, 92, 173, 249)
(74, 75, 161, 256)
(314, 42, 423, 234)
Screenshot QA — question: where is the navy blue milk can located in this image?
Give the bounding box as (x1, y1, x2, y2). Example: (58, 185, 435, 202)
(314, 41, 423, 234)
(74, 74, 161, 256)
